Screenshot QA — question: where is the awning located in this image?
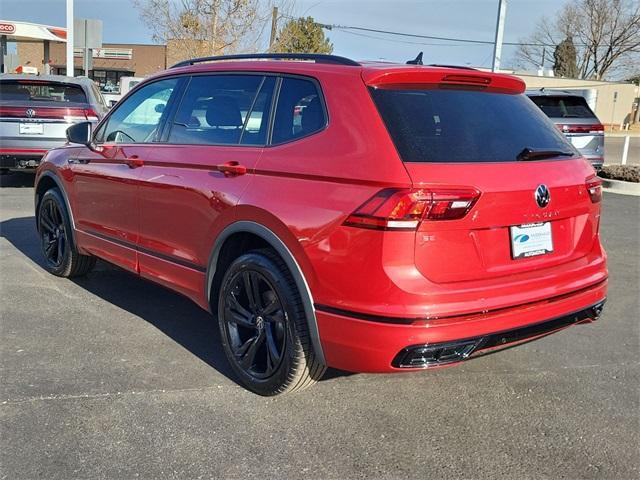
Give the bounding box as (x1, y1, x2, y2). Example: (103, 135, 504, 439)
(0, 20, 66, 43)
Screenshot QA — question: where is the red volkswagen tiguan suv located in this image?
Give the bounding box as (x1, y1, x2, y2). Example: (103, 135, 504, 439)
(34, 54, 607, 395)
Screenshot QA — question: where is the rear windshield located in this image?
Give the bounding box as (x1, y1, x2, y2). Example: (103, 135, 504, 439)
(0, 80, 88, 103)
(528, 95, 596, 119)
(370, 88, 575, 163)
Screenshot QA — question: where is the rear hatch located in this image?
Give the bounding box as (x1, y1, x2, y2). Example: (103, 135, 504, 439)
(0, 79, 98, 150)
(366, 69, 602, 284)
(527, 94, 604, 160)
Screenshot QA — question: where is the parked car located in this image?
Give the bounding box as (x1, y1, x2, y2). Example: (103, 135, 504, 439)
(34, 54, 607, 395)
(0, 74, 108, 172)
(526, 89, 605, 170)
(102, 76, 144, 107)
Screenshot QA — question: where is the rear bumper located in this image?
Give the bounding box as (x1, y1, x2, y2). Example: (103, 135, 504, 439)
(0, 148, 49, 169)
(316, 279, 607, 372)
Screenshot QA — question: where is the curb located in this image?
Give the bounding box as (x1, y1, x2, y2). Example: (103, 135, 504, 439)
(601, 178, 640, 197)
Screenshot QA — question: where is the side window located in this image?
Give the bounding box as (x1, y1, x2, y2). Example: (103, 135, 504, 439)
(96, 78, 178, 144)
(241, 77, 276, 145)
(272, 77, 326, 144)
(169, 75, 270, 146)
(90, 82, 107, 111)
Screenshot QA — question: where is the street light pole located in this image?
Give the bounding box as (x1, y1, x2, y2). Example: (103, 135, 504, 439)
(66, 0, 74, 76)
(491, 0, 507, 72)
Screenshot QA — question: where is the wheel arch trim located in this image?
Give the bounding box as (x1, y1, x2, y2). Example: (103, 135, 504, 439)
(35, 170, 78, 248)
(206, 221, 325, 365)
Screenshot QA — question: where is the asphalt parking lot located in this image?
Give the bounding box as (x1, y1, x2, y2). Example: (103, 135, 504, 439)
(1, 172, 638, 479)
(605, 135, 639, 165)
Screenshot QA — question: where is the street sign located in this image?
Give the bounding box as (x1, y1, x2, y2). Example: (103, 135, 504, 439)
(73, 19, 102, 49)
(73, 18, 102, 76)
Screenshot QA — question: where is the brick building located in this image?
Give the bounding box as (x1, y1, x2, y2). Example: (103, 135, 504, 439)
(17, 41, 168, 92)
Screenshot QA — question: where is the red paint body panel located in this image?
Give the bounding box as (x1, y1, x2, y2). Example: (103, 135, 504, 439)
(360, 64, 526, 93)
(317, 279, 607, 373)
(34, 59, 608, 374)
(68, 144, 151, 272)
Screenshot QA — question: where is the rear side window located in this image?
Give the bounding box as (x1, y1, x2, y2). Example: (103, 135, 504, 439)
(272, 77, 326, 144)
(370, 88, 574, 163)
(528, 95, 596, 119)
(90, 82, 107, 110)
(169, 75, 271, 146)
(0, 80, 87, 103)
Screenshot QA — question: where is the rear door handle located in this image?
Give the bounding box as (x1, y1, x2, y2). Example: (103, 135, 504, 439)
(124, 156, 144, 169)
(216, 161, 247, 177)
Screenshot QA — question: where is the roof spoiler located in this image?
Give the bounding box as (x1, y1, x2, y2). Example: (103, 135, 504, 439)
(363, 68, 526, 94)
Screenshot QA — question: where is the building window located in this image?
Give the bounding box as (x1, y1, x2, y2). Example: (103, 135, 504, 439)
(52, 68, 134, 93)
(92, 70, 134, 93)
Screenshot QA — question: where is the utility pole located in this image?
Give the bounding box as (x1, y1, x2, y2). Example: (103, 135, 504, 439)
(269, 6, 278, 51)
(491, 0, 507, 72)
(66, 0, 74, 76)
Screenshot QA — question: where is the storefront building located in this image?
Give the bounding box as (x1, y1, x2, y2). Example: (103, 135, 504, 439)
(17, 41, 167, 93)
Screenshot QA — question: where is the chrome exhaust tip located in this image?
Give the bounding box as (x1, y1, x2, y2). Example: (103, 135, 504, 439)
(590, 300, 606, 320)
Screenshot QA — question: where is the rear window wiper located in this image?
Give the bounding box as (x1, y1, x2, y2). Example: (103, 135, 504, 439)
(516, 148, 575, 161)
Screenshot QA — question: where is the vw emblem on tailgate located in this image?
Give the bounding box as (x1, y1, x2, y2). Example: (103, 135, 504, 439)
(535, 184, 550, 208)
(25, 109, 36, 118)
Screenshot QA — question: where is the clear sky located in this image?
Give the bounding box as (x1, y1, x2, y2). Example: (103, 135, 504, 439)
(1, 0, 571, 68)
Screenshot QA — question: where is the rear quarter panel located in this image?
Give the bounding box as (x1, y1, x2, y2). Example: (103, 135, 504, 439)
(239, 69, 412, 298)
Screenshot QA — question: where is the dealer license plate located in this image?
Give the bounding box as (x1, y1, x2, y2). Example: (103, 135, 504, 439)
(510, 222, 554, 259)
(19, 123, 43, 135)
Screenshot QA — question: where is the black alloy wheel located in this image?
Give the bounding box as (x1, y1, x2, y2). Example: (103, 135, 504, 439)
(223, 269, 287, 379)
(217, 250, 325, 395)
(39, 194, 68, 269)
(37, 188, 95, 277)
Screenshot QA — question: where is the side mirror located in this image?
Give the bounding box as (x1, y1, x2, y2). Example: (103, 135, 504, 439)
(66, 121, 94, 148)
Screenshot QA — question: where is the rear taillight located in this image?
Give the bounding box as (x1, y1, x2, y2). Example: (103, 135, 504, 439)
(344, 187, 480, 230)
(65, 108, 98, 122)
(558, 124, 604, 134)
(83, 108, 99, 122)
(0, 106, 96, 122)
(586, 176, 602, 203)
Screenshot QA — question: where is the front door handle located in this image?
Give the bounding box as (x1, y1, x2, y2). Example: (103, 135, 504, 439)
(125, 156, 144, 169)
(216, 161, 247, 177)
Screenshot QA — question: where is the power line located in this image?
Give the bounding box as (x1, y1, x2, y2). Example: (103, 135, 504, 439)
(334, 25, 637, 49)
(338, 28, 484, 47)
(281, 14, 639, 49)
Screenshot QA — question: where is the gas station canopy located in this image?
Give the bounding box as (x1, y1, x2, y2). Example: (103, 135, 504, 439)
(0, 20, 67, 43)
(0, 20, 67, 74)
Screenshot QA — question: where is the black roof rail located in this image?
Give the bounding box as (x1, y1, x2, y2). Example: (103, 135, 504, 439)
(171, 53, 360, 69)
(427, 64, 478, 71)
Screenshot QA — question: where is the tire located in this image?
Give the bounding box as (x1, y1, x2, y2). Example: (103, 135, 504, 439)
(37, 188, 96, 277)
(217, 249, 326, 395)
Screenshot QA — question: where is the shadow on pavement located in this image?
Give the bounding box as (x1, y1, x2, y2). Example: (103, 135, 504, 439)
(0, 215, 351, 386)
(0, 171, 36, 188)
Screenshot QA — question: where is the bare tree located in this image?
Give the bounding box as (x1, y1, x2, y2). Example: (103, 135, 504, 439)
(514, 0, 640, 80)
(133, 0, 276, 61)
